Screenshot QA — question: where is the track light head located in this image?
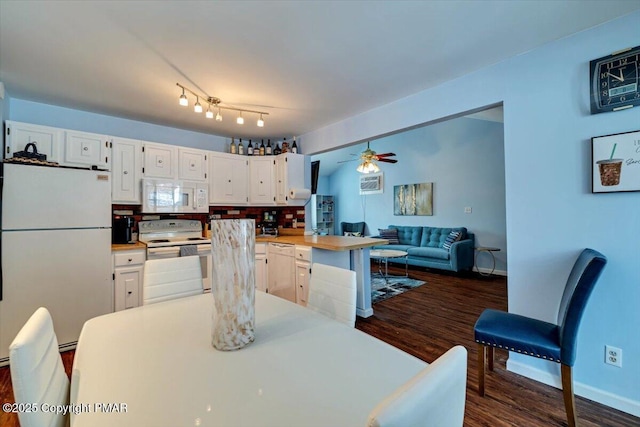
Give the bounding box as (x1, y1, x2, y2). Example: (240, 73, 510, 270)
(257, 114, 264, 127)
(237, 112, 244, 125)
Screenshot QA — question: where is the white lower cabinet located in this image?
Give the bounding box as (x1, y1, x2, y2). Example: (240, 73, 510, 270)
(255, 243, 268, 292)
(267, 243, 296, 302)
(113, 249, 145, 311)
(295, 246, 312, 306)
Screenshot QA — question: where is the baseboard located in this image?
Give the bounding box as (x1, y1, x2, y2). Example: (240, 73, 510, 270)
(475, 267, 507, 276)
(507, 359, 640, 417)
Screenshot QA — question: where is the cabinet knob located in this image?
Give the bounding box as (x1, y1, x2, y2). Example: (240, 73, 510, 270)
(158, 159, 163, 164)
(123, 170, 128, 175)
(260, 181, 263, 184)
(83, 146, 89, 151)
(228, 179, 231, 183)
(127, 291, 133, 295)
(128, 258, 132, 262)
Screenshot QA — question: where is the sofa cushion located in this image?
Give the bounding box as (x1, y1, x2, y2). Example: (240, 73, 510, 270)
(420, 227, 467, 248)
(372, 244, 415, 253)
(442, 230, 462, 250)
(389, 226, 423, 246)
(407, 247, 450, 260)
(378, 228, 399, 244)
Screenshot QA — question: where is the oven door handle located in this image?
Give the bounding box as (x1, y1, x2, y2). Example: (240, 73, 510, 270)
(147, 246, 181, 256)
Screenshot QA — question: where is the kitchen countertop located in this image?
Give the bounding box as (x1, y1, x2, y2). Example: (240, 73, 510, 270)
(111, 241, 147, 251)
(255, 235, 388, 251)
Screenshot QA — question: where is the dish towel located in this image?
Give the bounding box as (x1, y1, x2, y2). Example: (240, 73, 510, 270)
(180, 245, 198, 257)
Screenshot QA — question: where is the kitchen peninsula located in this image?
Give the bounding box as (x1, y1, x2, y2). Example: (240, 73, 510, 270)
(257, 234, 387, 317)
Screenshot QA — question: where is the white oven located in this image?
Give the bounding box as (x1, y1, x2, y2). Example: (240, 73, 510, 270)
(139, 220, 213, 292)
(142, 178, 208, 213)
(146, 244, 212, 292)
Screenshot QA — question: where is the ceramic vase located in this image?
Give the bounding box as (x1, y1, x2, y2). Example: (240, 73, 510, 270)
(210, 219, 255, 350)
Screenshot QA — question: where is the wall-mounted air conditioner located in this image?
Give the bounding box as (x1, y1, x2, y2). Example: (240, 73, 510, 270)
(359, 172, 383, 195)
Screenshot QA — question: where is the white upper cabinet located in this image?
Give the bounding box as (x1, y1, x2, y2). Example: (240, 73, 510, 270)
(275, 153, 306, 206)
(209, 152, 248, 205)
(5, 121, 63, 163)
(111, 137, 143, 204)
(64, 130, 110, 169)
(178, 148, 208, 182)
(143, 142, 177, 179)
(249, 157, 275, 205)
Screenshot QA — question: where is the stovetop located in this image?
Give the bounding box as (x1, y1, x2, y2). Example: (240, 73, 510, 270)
(139, 219, 210, 247)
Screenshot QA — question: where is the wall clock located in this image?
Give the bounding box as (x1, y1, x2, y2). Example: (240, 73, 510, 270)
(590, 45, 640, 114)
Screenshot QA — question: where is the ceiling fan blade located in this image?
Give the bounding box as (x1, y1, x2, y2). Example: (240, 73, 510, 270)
(375, 152, 396, 158)
(378, 158, 398, 164)
(337, 159, 358, 164)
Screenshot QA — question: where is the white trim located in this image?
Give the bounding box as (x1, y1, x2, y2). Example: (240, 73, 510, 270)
(507, 359, 640, 417)
(476, 267, 508, 277)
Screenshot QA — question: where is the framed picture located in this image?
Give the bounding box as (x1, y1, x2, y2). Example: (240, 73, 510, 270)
(394, 182, 433, 215)
(591, 130, 640, 193)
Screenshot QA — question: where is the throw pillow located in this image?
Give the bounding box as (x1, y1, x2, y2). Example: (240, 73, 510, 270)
(378, 228, 399, 244)
(442, 230, 462, 250)
(343, 231, 362, 237)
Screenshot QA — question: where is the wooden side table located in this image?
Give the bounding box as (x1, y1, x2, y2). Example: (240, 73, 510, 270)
(475, 247, 500, 276)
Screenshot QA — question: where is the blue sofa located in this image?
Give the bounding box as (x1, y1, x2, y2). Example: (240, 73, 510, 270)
(372, 225, 475, 272)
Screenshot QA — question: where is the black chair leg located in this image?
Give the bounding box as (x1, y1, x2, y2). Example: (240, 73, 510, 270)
(477, 343, 485, 396)
(561, 364, 577, 427)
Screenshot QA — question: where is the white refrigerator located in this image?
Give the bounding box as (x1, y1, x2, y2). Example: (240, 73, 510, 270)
(0, 163, 113, 363)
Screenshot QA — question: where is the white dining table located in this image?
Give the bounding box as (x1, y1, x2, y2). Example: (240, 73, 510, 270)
(70, 291, 426, 427)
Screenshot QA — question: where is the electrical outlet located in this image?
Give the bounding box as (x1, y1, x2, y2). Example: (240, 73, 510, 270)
(464, 207, 472, 214)
(605, 345, 622, 367)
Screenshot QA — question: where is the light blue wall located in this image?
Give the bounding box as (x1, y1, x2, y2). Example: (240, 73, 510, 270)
(328, 117, 506, 272)
(8, 99, 229, 151)
(301, 12, 640, 413)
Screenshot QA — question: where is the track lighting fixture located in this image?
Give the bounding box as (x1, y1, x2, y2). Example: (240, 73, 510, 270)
(176, 83, 268, 127)
(179, 88, 188, 106)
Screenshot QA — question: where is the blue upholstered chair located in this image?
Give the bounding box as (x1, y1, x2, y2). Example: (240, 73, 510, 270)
(341, 221, 366, 236)
(474, 248, 607, 427)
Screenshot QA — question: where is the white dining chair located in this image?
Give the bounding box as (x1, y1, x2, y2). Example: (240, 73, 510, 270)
(307, 262, 357, 327)
(9, 307, 70, 427)
(366, 345, 468, 427)
(143, 256, 204, 305)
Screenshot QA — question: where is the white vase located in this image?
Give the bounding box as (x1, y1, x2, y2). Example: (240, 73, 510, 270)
(210, 219, 255, 350)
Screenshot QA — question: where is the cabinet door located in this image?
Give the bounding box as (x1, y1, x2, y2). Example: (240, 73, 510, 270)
(143, 142, 177, 178)
(249, 157, 275, 205)
(114, 266, 143, 311)
(267, 245, 295, 302)
(65, 130, 110, 169)
(210, 152, 248, 205)
(276, 153, 306, 206)
(5, 121, 63, 162)
(295, 261, 310, 306)
(111, 137, 142, 203)
(179, 148, 208, 181)
(255, 253, 268, 292)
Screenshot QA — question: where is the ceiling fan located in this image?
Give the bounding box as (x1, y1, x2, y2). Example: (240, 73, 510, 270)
(338, 142, 397, 173)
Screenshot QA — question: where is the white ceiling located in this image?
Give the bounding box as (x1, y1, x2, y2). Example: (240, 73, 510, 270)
(1, 1, 638, 141)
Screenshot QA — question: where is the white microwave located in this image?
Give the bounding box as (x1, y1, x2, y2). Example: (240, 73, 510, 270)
(142, 178, 209, 213)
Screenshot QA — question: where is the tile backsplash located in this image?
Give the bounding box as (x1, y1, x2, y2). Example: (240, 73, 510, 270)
(112, 204, 305, 235)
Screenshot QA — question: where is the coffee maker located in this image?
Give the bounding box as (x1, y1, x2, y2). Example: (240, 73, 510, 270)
(262, 211, 278, 236)
(112, 216, 134, 244)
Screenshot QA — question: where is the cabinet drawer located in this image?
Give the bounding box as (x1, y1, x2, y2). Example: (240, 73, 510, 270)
(256, 243, 267, 255)
(114, 251, 146, 267)
(295, 246, 311, 262)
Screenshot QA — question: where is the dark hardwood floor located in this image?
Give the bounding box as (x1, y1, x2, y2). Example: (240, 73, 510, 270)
(1, 266, 638, 426)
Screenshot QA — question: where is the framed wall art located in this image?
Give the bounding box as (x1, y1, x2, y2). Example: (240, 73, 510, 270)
(394, 182, 433, 215)
(592, 130, 640, 193)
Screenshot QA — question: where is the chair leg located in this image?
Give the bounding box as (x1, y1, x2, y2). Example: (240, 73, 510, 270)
(477, 343, 486, 396)
(487, 346, 494, 371)
(561, 364, 577, 427)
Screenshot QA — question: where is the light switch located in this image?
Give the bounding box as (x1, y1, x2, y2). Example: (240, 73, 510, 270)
(464, 207, 472, 214)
